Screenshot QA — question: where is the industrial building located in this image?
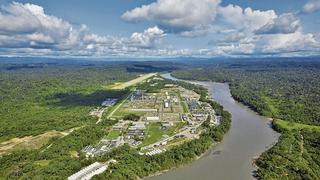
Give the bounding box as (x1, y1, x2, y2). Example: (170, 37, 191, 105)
(68, 162, 107, 180)
(146, 148, 167, 156)
(82, 137, 124, 157)
(146, 116, 160, 121)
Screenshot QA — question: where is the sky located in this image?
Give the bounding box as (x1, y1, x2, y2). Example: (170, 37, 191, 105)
(0, 0, 319, 58)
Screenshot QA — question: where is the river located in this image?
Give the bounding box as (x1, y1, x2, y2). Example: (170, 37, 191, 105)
(150, 73, 280, 180)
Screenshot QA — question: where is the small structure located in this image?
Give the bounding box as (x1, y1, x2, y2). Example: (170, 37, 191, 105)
(192, 112, 205, 118)
(112, 121, 126, 131)
(146, 116, 160, 121)
(130, 122, 146, 130)
(130, 90, 147, 101)
(82, 146, 96, 158)
(172, 98, 179, 103)
(146, 148, 167, 156)
(101, 98, 118, 107)
(187, 100, 200, 110)
(190, 128, 196, 134)
(126, 122, 146, 139)
(68, 162, 107, 180)
(174, 134, 186, 139)
(164, 99, 170, 108)
(181, 114, 188, 121)
(83, 137, 124, 157)
(161, 122, 172, 130)
(125, 139, 142, 147)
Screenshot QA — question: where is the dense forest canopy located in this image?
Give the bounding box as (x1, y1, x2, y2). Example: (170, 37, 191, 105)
(0, 60, 182, 142)
(0, 63, 139, 142)
(174, 59, 320, 125)
(172, 58, 320, 179)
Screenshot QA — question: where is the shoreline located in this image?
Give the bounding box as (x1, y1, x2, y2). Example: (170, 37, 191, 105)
(154, 74, 278, 180)
(141, 142, 219, 180)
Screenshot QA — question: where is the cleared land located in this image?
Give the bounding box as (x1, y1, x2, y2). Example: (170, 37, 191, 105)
(141, 122, 185, 147)
(275, 119, 320, 131)
(110, 73, 157, 90)
(0, 131, 62, 155)
(0, 127, 79, 155)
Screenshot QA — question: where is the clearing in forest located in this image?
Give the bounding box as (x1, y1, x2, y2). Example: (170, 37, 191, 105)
(0, 127, 79, 155)
(109, 73, 157, 90)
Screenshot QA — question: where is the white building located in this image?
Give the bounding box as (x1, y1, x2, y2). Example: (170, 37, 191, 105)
(68, 162, 107, 180)
(146, 116, 160, 121)
(130, 122, 146, 130)
(164, 102, 169, 108)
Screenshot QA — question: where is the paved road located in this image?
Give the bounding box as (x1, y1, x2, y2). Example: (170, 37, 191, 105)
(107, 91, 135, 119)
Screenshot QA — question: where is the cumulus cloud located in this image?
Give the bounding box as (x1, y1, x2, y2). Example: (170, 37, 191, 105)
(0, 2, 85, 50)
(130, 26, 166, 48)
(0, 1, 319, 58)
(255, 13, 300, 34)
(215, 43, 256, 55)
(0, 2, 70, 35)
(122, 0, 280, 36)
(260, 32, 320, 54)
(217, 5, 277, 32)
(0, 2, 167, 57)
(122, 0, 221, 33)
(303, 0, 320, 13)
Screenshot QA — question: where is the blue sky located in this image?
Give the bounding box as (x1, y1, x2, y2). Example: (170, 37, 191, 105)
(0, 0, 319, 57)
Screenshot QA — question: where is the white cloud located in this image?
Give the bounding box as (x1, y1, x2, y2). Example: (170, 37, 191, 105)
(130, 26, 166, 48)
(213, 42, 256, 55)
(0, 1, 319, 58)
(0, 2, 167, 57)
(122, 0, 280, 37)
(217, 5, 277, 32)
(255, 13, 300, 34)
(119, 0, 320, 57)
(260, 32, 320, 54)
(303, 0, 320, 13)
(0, 2, 80, 50)
(122, 0, 221, 33)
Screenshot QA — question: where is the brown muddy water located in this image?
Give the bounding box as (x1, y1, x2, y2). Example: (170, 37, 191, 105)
(149, 73, 280, 180)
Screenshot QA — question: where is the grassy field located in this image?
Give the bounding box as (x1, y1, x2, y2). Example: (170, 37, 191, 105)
(177, 92, 189, 113)
(34, 160, 51, 167)
(106, 130, 121, 140)
(141, 122, 185, 146)
(274, 119, 320, 131)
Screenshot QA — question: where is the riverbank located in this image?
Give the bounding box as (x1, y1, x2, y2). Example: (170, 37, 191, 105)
(256, 121, 320, 179)
(143, 142, 219, 179)
(151, 74, 279, 180)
